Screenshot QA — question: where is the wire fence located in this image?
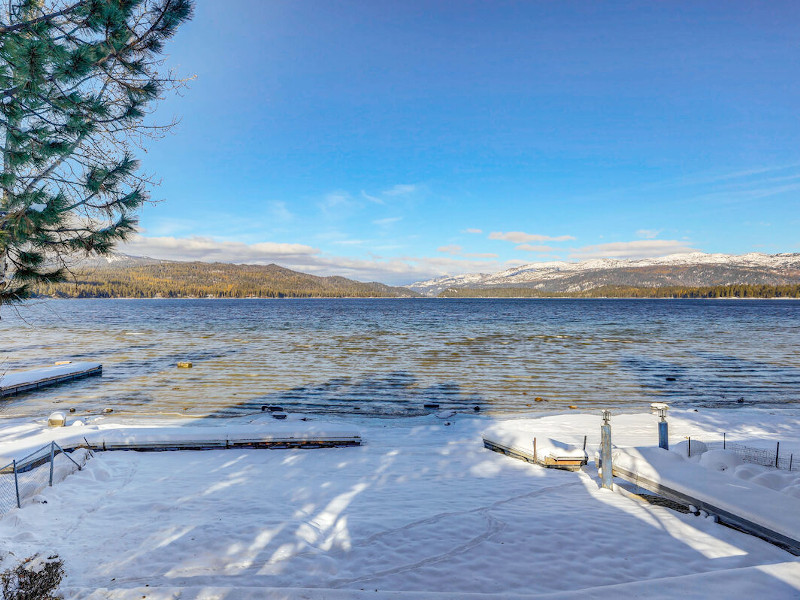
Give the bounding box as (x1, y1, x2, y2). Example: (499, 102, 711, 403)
(0, 442, 90, 515)
(685, 435, 795, 471)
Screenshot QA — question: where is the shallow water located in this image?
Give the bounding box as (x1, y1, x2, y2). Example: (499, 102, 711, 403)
(1, 298, 798, 419)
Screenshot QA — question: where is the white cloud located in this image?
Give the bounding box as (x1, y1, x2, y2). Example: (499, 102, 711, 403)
(383, 184, 417, 196)
(436, 244, 497, 259)
(120, 235, 320, 264)
(361, 184, 419, 205)
(268, 201, 294, 222)
(569, 240, 701, 260)
(515, 244, 555, 252)
(463, 228, 483, 234)
(322, 191, 351, 208)
(332, 239, 368, 246)
(372, 217, 402, 226)
(437, 244, 463, 255)
(360, 191, 385, 204)
(118, 234, 512, 286)
(489, 231, 575, 243)
(636, 229, 660, 239)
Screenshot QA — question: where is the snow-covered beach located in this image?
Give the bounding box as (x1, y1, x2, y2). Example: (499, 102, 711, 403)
(1, 408, 799, 599)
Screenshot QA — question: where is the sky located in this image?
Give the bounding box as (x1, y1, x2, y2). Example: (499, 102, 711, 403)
(121, 0, 800, 285)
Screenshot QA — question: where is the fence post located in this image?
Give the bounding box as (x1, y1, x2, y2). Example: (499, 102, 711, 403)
(790, 454, 794, 472)
(13, 460, 20, 509)
(600, 410, 613, 490)
(723, 432, 726, 450)
(49, 442, 55, 486)
(775, 442, 780, 469)
(688, 436, 691, 458)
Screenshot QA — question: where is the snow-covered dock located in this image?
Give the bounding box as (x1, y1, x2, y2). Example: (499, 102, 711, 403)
(613, 447, 800, 555)
(0, 362, 102, 398)
(0, 422, 362, 463)
(78, 429, 362, 452)
(482, 430, 588, 471)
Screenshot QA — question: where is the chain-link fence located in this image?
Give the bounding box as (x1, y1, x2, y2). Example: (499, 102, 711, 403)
(684, 436, 795, 471)
(0, 442, 89, 515)
(716, 440, 794, 471)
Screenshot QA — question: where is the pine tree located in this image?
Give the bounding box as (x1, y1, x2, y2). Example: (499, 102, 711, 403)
(0, 0, 193, 313)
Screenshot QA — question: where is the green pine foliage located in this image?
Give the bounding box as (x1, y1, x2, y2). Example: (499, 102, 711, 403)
(33, 261, 420, 298)
(0, 0, 193, 306)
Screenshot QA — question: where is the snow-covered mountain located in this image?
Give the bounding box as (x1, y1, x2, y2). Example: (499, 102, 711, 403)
(409, 252, 800, 296)
(77, 252, 172, 268)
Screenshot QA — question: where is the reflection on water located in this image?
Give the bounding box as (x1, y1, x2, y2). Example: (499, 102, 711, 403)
(1, 298, 798, 419)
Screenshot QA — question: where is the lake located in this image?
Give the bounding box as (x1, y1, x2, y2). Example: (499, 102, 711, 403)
(1, 298, 798, 420)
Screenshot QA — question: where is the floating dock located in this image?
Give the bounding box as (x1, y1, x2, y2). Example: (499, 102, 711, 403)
(612, 447, 800, 556)
(483, 435, 587, 471)
(0, 362, 102, 397)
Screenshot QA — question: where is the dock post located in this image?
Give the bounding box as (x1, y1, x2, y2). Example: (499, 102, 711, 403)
(49, 442, 55, 486)
(600, 410, 613, 490)
(655, 405, 669, 450)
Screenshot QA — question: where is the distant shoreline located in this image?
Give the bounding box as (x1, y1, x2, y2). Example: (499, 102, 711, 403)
(30, 295, 800, 301)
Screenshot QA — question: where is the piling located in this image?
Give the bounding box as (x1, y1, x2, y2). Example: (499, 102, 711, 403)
(600, 410, 613, 490)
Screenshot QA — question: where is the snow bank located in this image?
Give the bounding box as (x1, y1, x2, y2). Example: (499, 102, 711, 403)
(613, 446, 800, 548)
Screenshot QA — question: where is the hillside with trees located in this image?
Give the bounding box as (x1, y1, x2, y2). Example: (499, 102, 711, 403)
(33, 261, 418, 299)
(438, 284, 800, 299)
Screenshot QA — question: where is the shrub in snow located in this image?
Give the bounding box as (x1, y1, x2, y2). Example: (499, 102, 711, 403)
(1, 554, 63, 600)
(783, 484, 800, 500)
(671, 440, 707, 460)
(750, 471, 796, 493)
(733, 463, 769, 480)
(698, 449, 743, 472)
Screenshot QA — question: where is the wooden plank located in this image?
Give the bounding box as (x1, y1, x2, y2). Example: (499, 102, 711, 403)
(0, 363, 102, 398)
(612, 463, 800, 556)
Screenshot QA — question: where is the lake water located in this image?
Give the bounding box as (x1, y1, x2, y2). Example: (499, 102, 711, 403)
(1, 298, 799, 420)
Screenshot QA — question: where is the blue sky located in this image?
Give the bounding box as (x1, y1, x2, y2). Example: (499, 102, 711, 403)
(121, 1, 800, 284)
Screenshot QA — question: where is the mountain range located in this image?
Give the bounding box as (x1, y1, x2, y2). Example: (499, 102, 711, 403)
(36, 255, 418, 298)
(408, 252, 800, 296)
(31, 251, 800, 299)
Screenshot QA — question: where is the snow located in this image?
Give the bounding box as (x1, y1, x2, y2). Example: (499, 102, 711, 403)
(0, 409, 798, 598)
(0, 362, 102, 393)
(698, 449, 743, 472)
(0, 416, 360, 464)
(408, 251, 800, 293)
(482, 423, 587, 460)
(613, 446, 800, 546)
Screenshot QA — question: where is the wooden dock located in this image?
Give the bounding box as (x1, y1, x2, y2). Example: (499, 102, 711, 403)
(612, 448, 800, 556)
(0, 362, 102, 397)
